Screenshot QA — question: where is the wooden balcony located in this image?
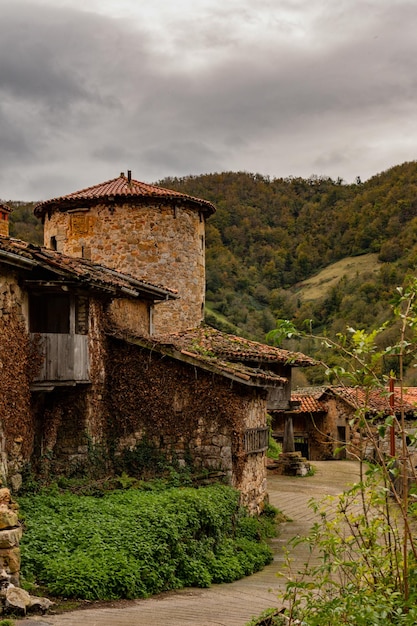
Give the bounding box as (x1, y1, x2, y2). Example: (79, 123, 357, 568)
(31, 333, 90, 387)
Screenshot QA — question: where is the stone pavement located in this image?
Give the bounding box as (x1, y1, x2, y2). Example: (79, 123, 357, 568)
(16, 460, 360, 626)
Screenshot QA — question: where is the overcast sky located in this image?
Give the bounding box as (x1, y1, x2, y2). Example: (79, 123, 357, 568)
(1, 0, 417, 201)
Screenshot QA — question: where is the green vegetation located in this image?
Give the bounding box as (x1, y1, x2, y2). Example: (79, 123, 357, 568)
(250, 279, 417, 625)
(19, 484, 275, 600)
(8, 201, 42, 244)
(161, 163, 417, 351)
(267, 415, 281, 460)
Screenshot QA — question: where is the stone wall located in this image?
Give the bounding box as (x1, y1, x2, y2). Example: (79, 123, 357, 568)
(324, 397, 355, 459)
(43, 202, 206, 334)
(0, 220, 8, 238)
(0, 270, 33, 491)
(106, 338, 268, 512)
(0, 488, 22, 586)
(234, 395, 268, 512)
(107, 299, 151, 337)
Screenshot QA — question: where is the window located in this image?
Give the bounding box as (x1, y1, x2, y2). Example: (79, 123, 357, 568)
(244, 427, 269, 454)
(29, 293, 89, 335)
(29, 293, 70, 333)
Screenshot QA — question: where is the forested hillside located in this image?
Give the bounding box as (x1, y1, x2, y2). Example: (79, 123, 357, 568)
(5, 161, 417, 377)
(8, 201, 43, 245)
(160, 162, 417, 344)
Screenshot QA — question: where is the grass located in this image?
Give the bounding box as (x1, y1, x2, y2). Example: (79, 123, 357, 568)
(292, 253, 381, 302)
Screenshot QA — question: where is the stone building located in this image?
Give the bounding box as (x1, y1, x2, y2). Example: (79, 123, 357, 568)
(0, 236, 175, 492)
(34, 172, 215, 335)
(0, 174, 315, 511)
(272, 386, 417, 462)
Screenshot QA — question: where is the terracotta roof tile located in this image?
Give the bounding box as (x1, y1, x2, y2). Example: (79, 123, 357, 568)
(110, 327, 294, 388)
(292, 385, 417, 416)
(34, 173, 216, 217)
(291, 394, 325, 413)
(154, 326, 316, 367)
(0, 238, 176, 300)
(330, 386, 417, 415)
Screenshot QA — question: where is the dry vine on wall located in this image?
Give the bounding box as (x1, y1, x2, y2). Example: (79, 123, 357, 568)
(105, 338, 257, 482)
(0, 293, 34, 469)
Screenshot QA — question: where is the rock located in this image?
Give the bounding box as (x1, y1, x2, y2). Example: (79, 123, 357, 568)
(9, 473, 23, 493)
(5, 585, 31, 614)
(0, 526, 22, 548)
(0, 547, 21, 573)
(0, 489, 11, 505)
(28, 594, 54, 614)
(0, 505, 19, 529)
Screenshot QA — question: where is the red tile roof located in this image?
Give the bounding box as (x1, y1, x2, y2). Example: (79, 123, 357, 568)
(107, 325, 316, 389)
(34, 173, 216, 217)
(290, 386, 417, 416)
(291, 394, 325, 413)
(331, 386, 417, 415)
(0, 238, 176, 300)
(154, 326, 317, 367)
(110, 328, 292, 388)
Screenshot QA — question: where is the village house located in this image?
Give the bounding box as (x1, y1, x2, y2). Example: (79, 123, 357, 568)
(0, 176, 315, 512)
(271, 386, 417, 463)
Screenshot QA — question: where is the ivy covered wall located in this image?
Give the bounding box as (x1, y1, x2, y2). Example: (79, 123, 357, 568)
(106, 338, 268, 511)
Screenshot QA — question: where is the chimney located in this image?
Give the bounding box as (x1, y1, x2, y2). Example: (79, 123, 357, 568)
(127, 170, 132, 183)
(0, 204, 11, 238)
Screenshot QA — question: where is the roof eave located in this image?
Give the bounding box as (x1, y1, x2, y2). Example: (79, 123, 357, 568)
(109, 333, 287, 389)
(34, 194, 215, 219)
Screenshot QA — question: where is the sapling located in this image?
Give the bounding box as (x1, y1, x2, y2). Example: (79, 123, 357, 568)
(264, 277, 417, 625)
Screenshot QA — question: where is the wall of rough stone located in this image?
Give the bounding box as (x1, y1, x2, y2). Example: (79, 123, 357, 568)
(43, 202, 206, 334)
(106, 338, 268, 511)
(0, 219, 8, 237)
(324, 397, 355, 458)
(107, 299, 151, 337)
(0, 270, 33, 491)
(233, 394, 268, 512)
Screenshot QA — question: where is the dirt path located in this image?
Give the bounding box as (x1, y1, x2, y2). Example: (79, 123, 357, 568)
(16, 460, 360, 626)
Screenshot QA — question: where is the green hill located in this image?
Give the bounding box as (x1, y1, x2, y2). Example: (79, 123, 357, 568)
(160, 162, 417, 342)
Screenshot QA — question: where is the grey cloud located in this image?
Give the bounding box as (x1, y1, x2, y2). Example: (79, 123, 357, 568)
(1, 0, 417, 199)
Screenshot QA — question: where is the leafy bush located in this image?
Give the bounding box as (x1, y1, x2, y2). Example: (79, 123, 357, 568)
(19, 485, 274, 600)
(256, 282, 417, 624)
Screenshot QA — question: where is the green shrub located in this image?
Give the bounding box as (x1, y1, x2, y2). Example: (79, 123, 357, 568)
(19, 485, 274, 600)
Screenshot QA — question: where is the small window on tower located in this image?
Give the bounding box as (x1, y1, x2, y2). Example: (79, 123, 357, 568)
(50, 236, 57, 250)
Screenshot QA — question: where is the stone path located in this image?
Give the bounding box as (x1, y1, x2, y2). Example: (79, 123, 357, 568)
(16, 460, 360, 626)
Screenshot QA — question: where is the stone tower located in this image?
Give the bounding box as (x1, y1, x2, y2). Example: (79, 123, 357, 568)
(34, 173, 216, 334)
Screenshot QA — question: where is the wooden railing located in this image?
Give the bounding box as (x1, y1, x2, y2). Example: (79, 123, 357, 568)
(244, 427, 269, 455)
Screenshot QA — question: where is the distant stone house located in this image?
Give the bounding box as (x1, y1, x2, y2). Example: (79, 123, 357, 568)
(0, 174, 315, 512)
(271, 386, 417, 462)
